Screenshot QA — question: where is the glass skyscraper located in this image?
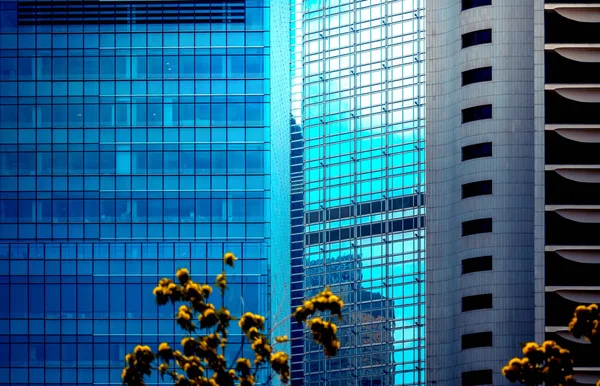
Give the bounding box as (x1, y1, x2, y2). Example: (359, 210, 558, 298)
(291, 0, 426, 384)
(0, 0, 289, 384)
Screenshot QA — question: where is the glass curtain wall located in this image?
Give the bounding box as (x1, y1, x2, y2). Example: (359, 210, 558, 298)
(297, 0, 426, 384)
(289, 0, 306, 382)
(0, 1, 285, 384)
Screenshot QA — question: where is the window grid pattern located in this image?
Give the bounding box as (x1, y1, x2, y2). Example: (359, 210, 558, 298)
(289, 0, 306, 383)
(0, 2, 276, 384)
(300, 0, 426, 384)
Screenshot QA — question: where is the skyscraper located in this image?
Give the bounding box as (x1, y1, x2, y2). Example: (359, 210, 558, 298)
(428, 0, 600, 383)
(292, 0, 426, 384)
(535, 1, 600, 382)
(0, 0, 289, 384)
(426, 0, 535, 384)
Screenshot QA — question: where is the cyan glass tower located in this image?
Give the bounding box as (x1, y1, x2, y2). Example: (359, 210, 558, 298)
(0, 0, 289, 384)
(291, 0, 426, 384)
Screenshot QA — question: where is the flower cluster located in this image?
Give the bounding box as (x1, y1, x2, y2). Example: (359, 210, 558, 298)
(308, 318, 341, 357)
(568, 303, 600, 345)
(152, 278, 181, 305)
(121, 345, 155, 386)
(176, 305, 195, 332)
(274, 335, 289, 343)
(502, 341, 574, 386)
(238, 313, 266, 336)
(293, 286, 344, 357)
(293, 285, 344, 322)
(270, 352, 291, 383)
(224, 252, 237, 267)
(215, 272, 227, 293)
(250, 336, 273, 365)
(123, 252, 340, 386)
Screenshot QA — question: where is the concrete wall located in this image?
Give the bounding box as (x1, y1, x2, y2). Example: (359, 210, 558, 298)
(426, 1, 536, 384)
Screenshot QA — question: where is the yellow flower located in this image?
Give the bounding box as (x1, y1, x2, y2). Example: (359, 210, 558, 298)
(251, 336, 272, 363)
(158, 363, 168, 374)
(181, 337, 197, 356)
(158, 342, 174, 360)
(239, 312, 266, 334)
(522, 342, 539, 355)
(177, 268, 190, 284)
(199, 305, 219, 329)
(275, 335, 289, 343)
(134, 345, 152, 354)
(153, 278, 181, 304)
(224, 252, 238, 267)
(246, 327, 260, 341)
(201, 284, 213, 298)
(176, 305, 196, 331)
(236, 358, 252, 376)
(175, 374, 191, 386)
(216, 272, 227, 292)
(240, 375, 256, 386)
(270, 351, 290, 383)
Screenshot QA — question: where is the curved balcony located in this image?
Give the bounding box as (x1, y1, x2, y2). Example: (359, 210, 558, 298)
(545, 3, 600, 23)
(546, 84, 600, 103)
(545, 251, 600, 286)
(547, 246, 600, 264)
(546, 131, 600, 164)
(546, 43, 600, 63)
(546, 11, 600, 44)
(546, 326, 589, 344)
(547, 286, 600, 303)
(546, 211, 600, 245)
(546, 51, 600, 84)
(572, 368, 600, 385)
(546, 172, 600, 205)
(546, 330, 599, 367)
(546, 205, 600, 223)
(546, 92, 600, 124)
(546, 165, 600, 183)
(546, 124, 600, 143)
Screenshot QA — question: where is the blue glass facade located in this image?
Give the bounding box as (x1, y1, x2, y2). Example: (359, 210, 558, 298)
(0, 0, 289, 384)
(291, 0, 426, 384)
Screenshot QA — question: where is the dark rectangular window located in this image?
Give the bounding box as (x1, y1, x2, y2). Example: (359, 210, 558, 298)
(462, 331, 493, 350)
(462, 0, 492, 11)
(462, 218, 492, 236)
(462, 256, 493, 274)
(462, 180, 492, 199)
(462, 294, 493, 312)
(462, 104, 492, 123)
(462, 29, 492, 49)
(462, 67, 492, 86)
(462, 142, 492, 161)
(462, 369, 493, 386)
